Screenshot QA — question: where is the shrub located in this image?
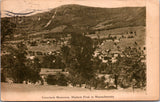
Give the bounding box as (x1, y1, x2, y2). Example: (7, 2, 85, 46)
(56, 73, 68, 86)
(46, 73, 68, 86)
(46, 75, 57, 85)
(1, 72, 6, 82)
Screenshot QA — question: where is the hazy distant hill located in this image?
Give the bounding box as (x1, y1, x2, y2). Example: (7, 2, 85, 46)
(2, 4, 146, 36)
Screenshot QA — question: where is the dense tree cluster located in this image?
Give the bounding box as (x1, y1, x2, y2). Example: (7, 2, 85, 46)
(104, 47, 146, 88)
(1, 43, 41, 83)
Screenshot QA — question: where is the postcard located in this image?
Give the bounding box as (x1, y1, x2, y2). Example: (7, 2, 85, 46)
(1, 0, 159, 101)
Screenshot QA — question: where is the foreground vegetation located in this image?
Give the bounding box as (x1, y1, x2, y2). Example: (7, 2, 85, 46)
(1, 32, 146, 89)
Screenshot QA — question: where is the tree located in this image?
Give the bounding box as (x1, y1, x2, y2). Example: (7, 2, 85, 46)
(121, 47, 146, 87)
(8, 42, 28, 83)
(61, 33, 96, 86)
(108, 47, 146, 88)
(92, 56, 102, 73)
(1, 18, 16, 43)
(54, 55, 65, 69)
(61, 45, 70, 64)
(1, 43, 41, 83)
(26, 57, 41, 83)
(41, 54, 65, 69)
(1, 70, 6, 82)
(41, 55, 56, 68)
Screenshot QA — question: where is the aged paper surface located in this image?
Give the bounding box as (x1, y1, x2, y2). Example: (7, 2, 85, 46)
(1, 0, 159, 101)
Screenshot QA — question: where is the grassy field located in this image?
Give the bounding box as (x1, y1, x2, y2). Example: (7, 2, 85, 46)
(27, 44, 61, 52)
(1, 82, 89, 92)
(1, 82, 146, 101)
(91, 26, 145, 51)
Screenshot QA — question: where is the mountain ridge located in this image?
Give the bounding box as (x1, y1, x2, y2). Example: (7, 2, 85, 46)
(2, 4, 146, 37)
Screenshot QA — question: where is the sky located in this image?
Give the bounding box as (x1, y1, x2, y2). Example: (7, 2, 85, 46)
(1, 0, 146, 17)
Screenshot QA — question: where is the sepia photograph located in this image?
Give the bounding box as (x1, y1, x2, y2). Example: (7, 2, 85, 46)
(1, 0, 159, 101)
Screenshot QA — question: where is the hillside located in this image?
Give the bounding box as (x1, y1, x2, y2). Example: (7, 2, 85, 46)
(1, 4, 146, 37)
(1, 4, 146, 57)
